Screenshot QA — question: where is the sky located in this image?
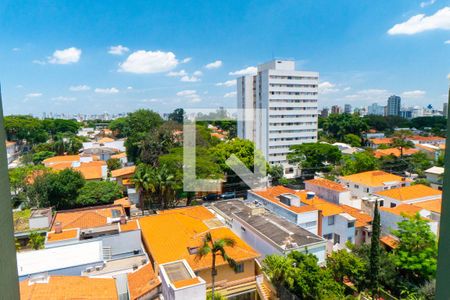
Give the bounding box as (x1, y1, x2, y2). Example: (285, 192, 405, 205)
(0, 0, 449, 116)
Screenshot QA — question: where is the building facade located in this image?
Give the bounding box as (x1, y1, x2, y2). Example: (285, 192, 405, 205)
(387, 95, 401, 116)
(237, 60, 319, 177)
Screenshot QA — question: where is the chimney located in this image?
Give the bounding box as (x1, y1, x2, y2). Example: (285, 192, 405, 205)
(120, 215, 127, 225)
(54, 222, 62, 234)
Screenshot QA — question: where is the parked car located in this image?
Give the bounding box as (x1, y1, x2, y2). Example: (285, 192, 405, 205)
(202, 194, 219, 201)
(219, 192, 236, 199)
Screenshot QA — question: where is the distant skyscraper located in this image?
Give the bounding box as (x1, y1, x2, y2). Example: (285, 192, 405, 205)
(367, 103, 385, 116)
(344, 104, 352, 114)
(444, 102, 448, 119)
(320, 107, 329, 118)
(331, 105, 341, 114)
(387, 95, 401, 116)
(237, 60, 319, 178)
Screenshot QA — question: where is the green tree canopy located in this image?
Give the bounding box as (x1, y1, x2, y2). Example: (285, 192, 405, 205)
(322, 113, 368, 140)
(288, 143, 341, 174)
(341, 151, 379, 175)
(343, 133, 362, 147)
(168, 108, 185, 124)
(76, 181, 123, 207)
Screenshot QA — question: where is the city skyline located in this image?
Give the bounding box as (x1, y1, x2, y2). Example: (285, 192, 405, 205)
(1, 1, 450, 115)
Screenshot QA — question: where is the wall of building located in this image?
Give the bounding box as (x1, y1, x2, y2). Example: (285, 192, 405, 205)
(321, 215, 355, 245)
(196, 259, 256, 287)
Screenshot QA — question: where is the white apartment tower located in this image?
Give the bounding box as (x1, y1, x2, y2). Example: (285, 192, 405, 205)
(237, 60, 319, 178)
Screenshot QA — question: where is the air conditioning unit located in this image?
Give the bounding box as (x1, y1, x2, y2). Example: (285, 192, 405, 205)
(86, 267, 94, 273)
(95, 265, 103, 271)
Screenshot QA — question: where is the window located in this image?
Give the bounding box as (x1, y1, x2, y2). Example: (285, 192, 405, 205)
(328, 216, 335, 226)
(188, 247, 198, 255)
(348, 222, 355, 228)
(235, 263, 244, 273)
(347, 237, 353, 243)
(390, 203, 397, 208)
(354, 184, 359, 189)
(323, 233, 333, 240)
(379, 200, 384, 207)
(366, 188, 370, 193)
(334, 234, 341, 244)
(241, 226, 246, 232)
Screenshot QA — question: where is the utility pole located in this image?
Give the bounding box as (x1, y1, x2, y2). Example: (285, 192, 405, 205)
(0, 84, 20, 299)
(436, 84, 450, 299)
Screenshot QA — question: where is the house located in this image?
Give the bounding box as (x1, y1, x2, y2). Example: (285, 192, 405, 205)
(304, 178, 355, 206)
(414, 143, 444, 161)
(210, 199, 327, 263)
(111, 165, 136, 185)
(48, 159, 108, 181)
(373, 147, 418, 158)
(340, 205, 372, 245)
(6, 141, 19, 164)
(379, 204, 439, 236)
(110, 152, 128, 166)
(42, 155, 83, 167)
(425, 166, 444, 190)
(138, 206, 262, 299)
(406, 135, 445, 146)
(368, 138, 393, 149)
(19, 275, 119, 300)
(127, 263, 161, 300)
(339, 170, 411, 198)
(82, 139, 126, 161)
(373, 184, 441, 208)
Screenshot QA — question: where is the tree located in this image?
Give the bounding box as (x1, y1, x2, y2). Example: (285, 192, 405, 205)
(369, 200, 381, 296)
(168, 108, 185, 124)
(392, 130, 415, 158)
(196, 232, 237, 300)
(392, 214, 438, 286)
(206, 292, 226, 300)
(343, 133, 362, 147)
(322, 113, 368, 140)
(132, 164, 153, 211)
(4, 115, 48, 144)
(32, 151, 56, 165)
(76, 181, 123, 207)
(326, 249, 366, 285)
(408, 152, 432, 176)
(262, 254, 294, 289)
(288, 143, 341, 175)
(106, 158, 122, 173)
(341, 151, 379, 175)
(268, 165, 284, 185)
(27, 231, 44, 250)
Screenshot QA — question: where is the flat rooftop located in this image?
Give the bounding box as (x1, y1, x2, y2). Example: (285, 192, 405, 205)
(211, 200, 324, 249)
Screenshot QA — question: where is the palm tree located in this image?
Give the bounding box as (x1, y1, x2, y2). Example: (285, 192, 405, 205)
(196, 232, 237, 300)
(151, 164, 176, 209)
(392, 130, 414, 158)
(132, 164, 154, 213)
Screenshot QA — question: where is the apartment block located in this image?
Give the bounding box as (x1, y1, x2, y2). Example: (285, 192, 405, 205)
(237, 60, 319, 178)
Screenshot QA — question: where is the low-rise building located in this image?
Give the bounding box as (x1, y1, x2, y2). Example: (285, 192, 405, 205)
(82, 139, 126, 161)
(406, 135, 445, 146)
(373, 184, 441, 208)
(425, 166, 444, 190)
(339, 170, 411, 198)
(210, 199, 327, 263)
(304, 178, 353, 206)
(373, 147, 418, 158)
(368, 138, 393, 149)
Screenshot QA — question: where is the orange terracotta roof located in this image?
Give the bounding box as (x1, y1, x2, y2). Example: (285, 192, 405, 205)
(374, 148, 418, 158)
(119, 220, 140, 232)
(340, 205, 372, 227)
(374, 184, 441, 201)
(173, 277, 201, 289)
(51, 205, 125, 231)
(139, 206, 260, 271)
(98, 137, 115, 143)
(439, 144, 446, 150)
(379, 204, 423, 217)
(299, 196, 343, 217)
(340, 170, 410, 187)
(304, 178, 347, 192)
(380, 235, 399, 249)
(19, 276, 118, 300)
(408, 135, 445, 142)
(111, 166, 136, 178)
(49, 161, 106, 180)
(252, 186, 318, 214)
(43, 155, 80, 165)
(211, 132, 225, 139)
(46, 228, 79, 243)
(6, 141, 16, 147)
(414, 199, 442, 214)
(26, 170, 47, 184)
(114, 197, 131, 208)
(157, 205, 217, 220)
(122, 178, 133, 185)
(127, 263, 160, 300)
(369, 138, 393, 145)
(111, 152, 126, 159)
(415, 144, 438, 153)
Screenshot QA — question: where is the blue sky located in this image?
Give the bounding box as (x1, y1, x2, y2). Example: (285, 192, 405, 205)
(0, 0, 449, 115)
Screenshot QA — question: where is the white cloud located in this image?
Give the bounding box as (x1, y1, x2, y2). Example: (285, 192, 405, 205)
(180, 75, 201, 82)
(193, 70, 203, 76)
(176, 89, 201, 102)
(181, 57, 192, 64)
(12, 48, 20, 52)
(69, 85, 91, 92)
(48, 47, 82, 64)
(401, 90, 426, 98)
(420, 0, 436, 8)
(108, 45, 130, 55)
(25, 92, 42, 98)
(94, 87, 119, 94)
(216, 80, 236, 87)
(52, 96, 76, 102)
(205, 60, 223, 69)
(318, 81, 340, 94)
(224, 91, 237, 98)
(141, 98, 160, 103)
(32, 60, 46, 65)
(445, 40, 450, 44)
(16, 85, 23, 89)
(119, 50, 178, 74)
(229, 66, 257, 76)
(388, 7, 450, 35)
(167, 69, 188, 77)
(345, 89, 389, 101)
(127, 86, 133, 90)
(447, 73, 450, 79)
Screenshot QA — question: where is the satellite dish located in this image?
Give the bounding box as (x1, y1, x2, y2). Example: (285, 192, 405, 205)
(427, 104, 433, 109)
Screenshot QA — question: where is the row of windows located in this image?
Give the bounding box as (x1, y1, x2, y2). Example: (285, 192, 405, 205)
(270, 129, 317, 134)
(270, 114, 317, 118)
(270, 122, 317, 126)
(270, 83, 318, 88)
(270, 136, 315, 142)
(269, 138, 315, 148)
(299, 221, 317, 228)
(269, 75, 318, 80)
(269, 107, 318, 111)
(270, 99, 317, 103)
(270, 91, 318, 96)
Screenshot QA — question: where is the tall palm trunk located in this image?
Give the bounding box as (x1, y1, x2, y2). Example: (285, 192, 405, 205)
(211, 253, 216, 300)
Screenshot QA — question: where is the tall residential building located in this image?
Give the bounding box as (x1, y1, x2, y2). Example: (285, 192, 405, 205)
(444, 102, 448, 119)
(344, 104, 352, 114)
(368, 103, 385, 116)
(387, 95, 401, 116)
(237, 60, 319, 177)
(331, 105, 342, 114)
(320, 107, 329, 118)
